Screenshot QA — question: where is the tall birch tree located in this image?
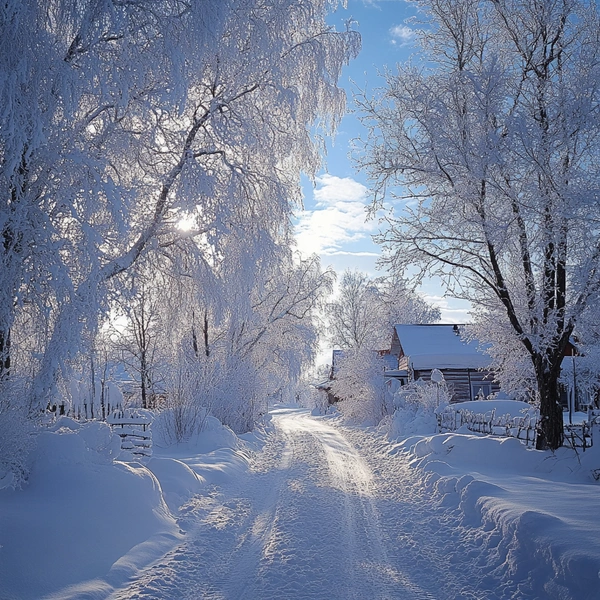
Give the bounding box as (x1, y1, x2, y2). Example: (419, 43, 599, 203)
(327, 270, 440, 350)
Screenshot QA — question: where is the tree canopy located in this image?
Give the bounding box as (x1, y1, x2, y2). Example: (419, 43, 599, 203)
(327, 270, 439, 351)
(357, 0, 600, 449)
(0, 0, 359, 428)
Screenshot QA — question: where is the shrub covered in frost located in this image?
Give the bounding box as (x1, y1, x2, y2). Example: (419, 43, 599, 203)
(382, 379, 451, 440)
(330, 349, 394, 425)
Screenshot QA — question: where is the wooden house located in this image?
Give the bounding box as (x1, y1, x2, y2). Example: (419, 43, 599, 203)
(390, 324, 500, 403)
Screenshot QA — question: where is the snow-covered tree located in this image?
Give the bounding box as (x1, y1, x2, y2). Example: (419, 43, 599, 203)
(329, 350, 393, 424)
(0, 0, 359, 413)
(327, 271, 379, 350)
(358, 0, 600, 450)
(325, 270, 438, 424)
(327, 269, 439, 350)
(197, 250, 334, 433)
(108, 268, 169, 410)
(135, 225, 334, 436)
(0, 0, 228, 403)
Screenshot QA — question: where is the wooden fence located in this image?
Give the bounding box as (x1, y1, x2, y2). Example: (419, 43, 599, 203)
(437, 408, 536, 448)
(438, 407, 600, 450)
(563, 423, 593, 451)
(106, 409, 153, 457)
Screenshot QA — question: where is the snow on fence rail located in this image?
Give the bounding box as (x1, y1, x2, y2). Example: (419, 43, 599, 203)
(438, 407, 600, 450)
(106, 409, 153, 457)
(437, 408, 538, 447)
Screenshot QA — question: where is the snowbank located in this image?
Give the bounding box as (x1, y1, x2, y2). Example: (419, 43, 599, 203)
(153, 414, 240, 454)
(0, 415, 256, 600)
(394, 431, 600, 598)
(0, 419, 179, 599)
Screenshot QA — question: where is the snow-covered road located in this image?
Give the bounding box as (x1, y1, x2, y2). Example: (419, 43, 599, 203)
(111, 407, 513, 599)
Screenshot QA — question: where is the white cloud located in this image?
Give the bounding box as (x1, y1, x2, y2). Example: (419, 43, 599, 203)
(313, 174, 368, 206)
(325, 250, 380, 257)
(295, 175, 377, 258)
(362, 0, 407, 6)
(389, 24, 416, 46)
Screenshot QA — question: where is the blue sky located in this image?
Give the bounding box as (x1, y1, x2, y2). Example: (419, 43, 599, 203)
(295, 0, 471, 323)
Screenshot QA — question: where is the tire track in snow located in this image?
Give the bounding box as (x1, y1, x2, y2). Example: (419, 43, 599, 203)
(208, 426, 296, 599)
(111, 408, 501, 599)
(202, 409, 436, 599)
(272, 410, 436, 600)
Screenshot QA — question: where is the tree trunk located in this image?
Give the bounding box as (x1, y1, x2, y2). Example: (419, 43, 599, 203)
(140, 350, 148, 409)
(0, 328, 10, 381)
(535, 361, 564, 451)
(1, 226, 16, 382)
(90, 355, 96, 420)
(203, 310, 210, 358)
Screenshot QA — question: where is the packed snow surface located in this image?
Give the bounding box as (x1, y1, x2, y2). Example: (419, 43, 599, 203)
(2, 406, 600, 599)
(112, 407, 462, 599)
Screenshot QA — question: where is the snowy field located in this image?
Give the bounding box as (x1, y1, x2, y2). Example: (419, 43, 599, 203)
(1, 405, 600, 599)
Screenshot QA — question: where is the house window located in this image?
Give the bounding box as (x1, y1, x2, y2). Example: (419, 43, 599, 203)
(471, 382, 492, 400)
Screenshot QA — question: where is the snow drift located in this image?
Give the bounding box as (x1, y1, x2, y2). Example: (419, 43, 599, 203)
(0, 415, 252, 600)
(394, 431, 600, 599)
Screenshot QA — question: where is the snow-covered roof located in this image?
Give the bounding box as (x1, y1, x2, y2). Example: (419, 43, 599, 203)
(394, 324, 491, 370)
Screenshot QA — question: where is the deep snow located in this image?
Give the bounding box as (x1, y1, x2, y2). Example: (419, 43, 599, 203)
(1, 405, 599, 599)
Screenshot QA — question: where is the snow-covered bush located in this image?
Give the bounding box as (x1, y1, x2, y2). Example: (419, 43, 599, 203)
(383, 379, 451, 440)
(209, 357, 265, 434)
(331, 349, 393, 425)
(153, 405, 206, 448)
(157, 352, 211, 444)
(304, 386, 330, 415)
(155, 344, 262, 442)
